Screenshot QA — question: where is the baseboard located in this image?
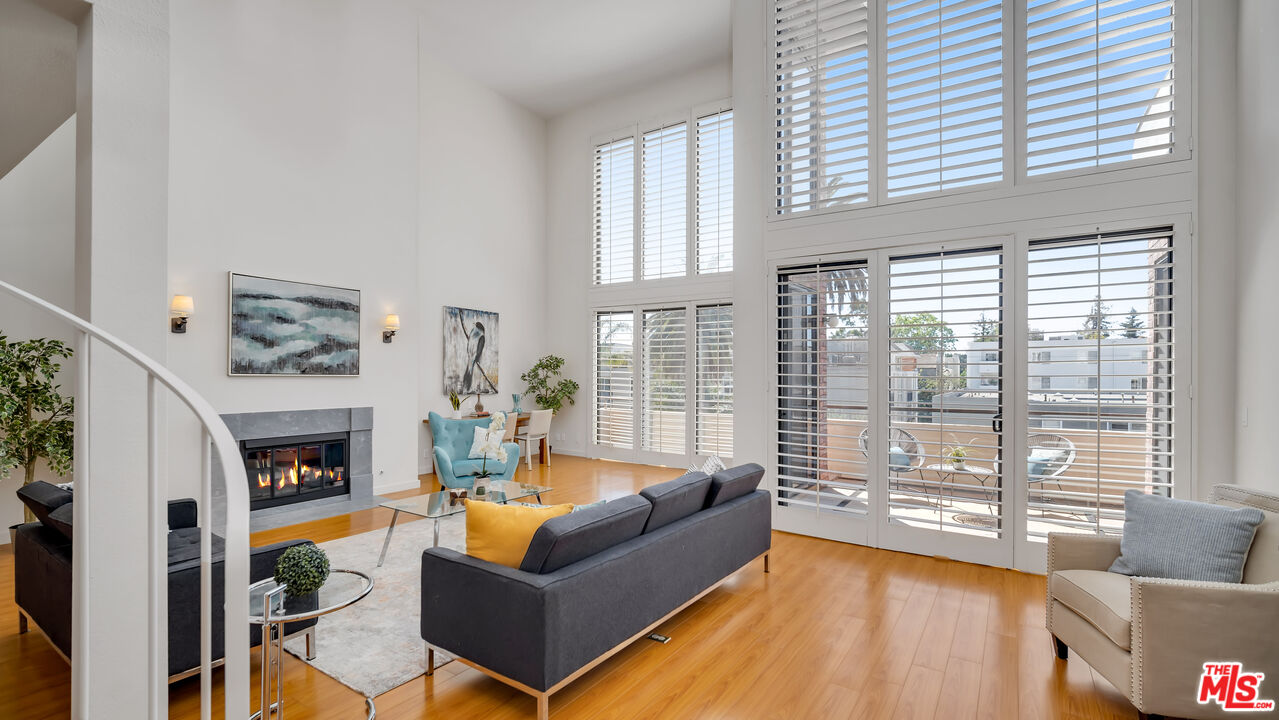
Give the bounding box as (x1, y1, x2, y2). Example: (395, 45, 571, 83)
(375, 478, 422, 495)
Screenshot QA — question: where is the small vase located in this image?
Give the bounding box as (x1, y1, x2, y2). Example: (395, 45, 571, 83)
(952, 460, 966, 471)
(451, 409, 461, 419)
(474, 396, 485, 414)
(512, 393, 523, 414)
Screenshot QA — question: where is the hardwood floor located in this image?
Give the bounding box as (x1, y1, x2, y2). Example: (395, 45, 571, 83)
(0, 455, 1141, 719)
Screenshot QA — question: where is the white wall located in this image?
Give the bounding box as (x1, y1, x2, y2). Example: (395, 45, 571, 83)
(167, 0, 422, 495)
(0, 116, 77, 537)
(1234, 0, 1279, 493)
(545, 60, 732, 456)
(417, 40, 550, 472)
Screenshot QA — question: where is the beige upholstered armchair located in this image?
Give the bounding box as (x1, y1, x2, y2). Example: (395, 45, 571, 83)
(1046, 484, 1279, 720)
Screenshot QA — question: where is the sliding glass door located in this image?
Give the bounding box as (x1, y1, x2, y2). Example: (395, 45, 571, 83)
(876, 246, 1010, 565)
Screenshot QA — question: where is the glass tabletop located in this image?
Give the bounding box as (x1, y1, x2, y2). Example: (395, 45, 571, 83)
(248, 568, 373, 624)
(378, 480, 553, 519)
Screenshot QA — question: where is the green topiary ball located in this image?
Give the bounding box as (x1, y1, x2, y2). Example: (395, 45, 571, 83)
(274, 544, 330, 597)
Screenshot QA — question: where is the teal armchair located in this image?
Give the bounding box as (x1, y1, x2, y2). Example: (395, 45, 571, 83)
(428, 411, 520, 489)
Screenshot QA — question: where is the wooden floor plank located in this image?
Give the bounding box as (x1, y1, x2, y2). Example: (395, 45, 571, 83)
(0, 455, 1139, 719)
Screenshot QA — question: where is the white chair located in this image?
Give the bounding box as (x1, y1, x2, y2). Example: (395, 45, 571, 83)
(500, 411, 518, 442)
(515, 410, 553, 470)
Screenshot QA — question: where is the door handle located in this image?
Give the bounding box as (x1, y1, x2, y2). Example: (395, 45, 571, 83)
(992, 412, 1003, 434)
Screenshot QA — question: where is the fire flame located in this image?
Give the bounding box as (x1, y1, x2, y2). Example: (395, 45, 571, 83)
(257, 472, 270, 489)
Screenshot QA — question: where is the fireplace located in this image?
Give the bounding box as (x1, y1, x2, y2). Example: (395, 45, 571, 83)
(243, 432, 349, 510)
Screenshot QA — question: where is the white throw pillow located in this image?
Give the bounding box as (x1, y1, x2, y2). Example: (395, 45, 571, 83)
(468, 425, 504, 460)
(687, 455, 727, 475)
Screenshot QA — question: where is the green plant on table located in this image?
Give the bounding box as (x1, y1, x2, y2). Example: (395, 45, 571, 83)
(274, 545, 330, 597)
(520, 355, 580, 415)
(0, 336, 74, 522)
(448, 390, 462, 412)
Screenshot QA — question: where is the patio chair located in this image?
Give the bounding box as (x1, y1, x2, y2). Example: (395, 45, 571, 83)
(858, 428, 924, 497)
(1027, 433, 1076, 498)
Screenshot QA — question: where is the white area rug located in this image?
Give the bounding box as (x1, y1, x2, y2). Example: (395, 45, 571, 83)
(281, 513, 466, 698)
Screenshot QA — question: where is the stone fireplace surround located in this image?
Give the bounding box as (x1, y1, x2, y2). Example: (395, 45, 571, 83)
(213, 407, 375, 531)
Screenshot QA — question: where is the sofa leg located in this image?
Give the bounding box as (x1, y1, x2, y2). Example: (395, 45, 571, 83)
(305, 627, 316, 661)
(426, 646, 435, 677)
(18, 612, 27, 634)
(764, 553, 770, 574)
(1052, 636, 1068, 660)
(537, 693, 549, 720)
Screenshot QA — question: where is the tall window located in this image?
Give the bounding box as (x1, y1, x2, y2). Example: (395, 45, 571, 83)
(696, 110, 734, 273)
(593, 138, 635, 284)
(594, 312, 634, 448)
(776, 262, 871, 514)
(591, 105, 733, 283)
(884, 0, 1004, 197)
(642, 124, 689, 279)
(591, 304, 735, 462)
(1025, 0, 1175, 176)
(1025, 228, 1174, 538)
(641, 309, 688, 453)
(770, 0, 1180, 216)
(774, 0, 872, 213)
(696, 305, 734, 456)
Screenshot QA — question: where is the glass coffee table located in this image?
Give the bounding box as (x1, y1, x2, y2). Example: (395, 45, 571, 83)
(376, 480, 552, 566)
(249, 569, 374, 719)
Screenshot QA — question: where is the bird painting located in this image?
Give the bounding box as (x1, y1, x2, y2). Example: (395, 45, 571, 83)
(443, 306, 499, 395)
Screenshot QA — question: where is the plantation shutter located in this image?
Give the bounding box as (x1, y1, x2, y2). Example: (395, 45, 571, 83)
(776, 261, 872, 514)
(1024, 228, 1174, 538)
(695, 305, 734, 457)
(884, 0, 1005, 198)
(594, 311, 635, 448)
(593, 137, 635, 284)
(774, 0, 872, 215)
(695, 110, 734, 274)
(641, 308, 688, 454)
(1025, 0, 1175, 176)
(641, 123, 689, 279)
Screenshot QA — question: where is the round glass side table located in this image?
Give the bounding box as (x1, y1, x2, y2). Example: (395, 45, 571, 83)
(248, 568, 374, 719)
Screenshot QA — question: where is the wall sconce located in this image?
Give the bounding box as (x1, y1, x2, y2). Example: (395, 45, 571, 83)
(170, 295, 194, 334)
(383, 314, 400, 343)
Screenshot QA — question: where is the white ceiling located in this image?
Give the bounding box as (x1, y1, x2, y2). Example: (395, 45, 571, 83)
(416, 0, 732, 118)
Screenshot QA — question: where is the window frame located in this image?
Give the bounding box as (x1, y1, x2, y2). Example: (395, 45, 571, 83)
(590, 99, 735, 288)
(764, 0, 1193, 224)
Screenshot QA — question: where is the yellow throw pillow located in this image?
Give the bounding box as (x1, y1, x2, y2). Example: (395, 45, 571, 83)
(464, 500, 573, 569)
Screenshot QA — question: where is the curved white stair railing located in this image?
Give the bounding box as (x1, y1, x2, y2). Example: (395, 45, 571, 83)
(0, 280, 249, 719)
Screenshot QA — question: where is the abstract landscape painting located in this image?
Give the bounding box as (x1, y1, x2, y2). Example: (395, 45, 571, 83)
(443, 306, 498, 394)
(229, 273, 361, 376)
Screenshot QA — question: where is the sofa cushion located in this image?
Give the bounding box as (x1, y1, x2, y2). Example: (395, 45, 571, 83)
(639, 472, 711, 533)
(705, 464, 764, 508)
(464, 499, 572, 569)
(16, 481, 73, 528)
(167, 526, 227, 567)
(1110, 490, 1264, 583)
(44, 503, 74, 541)
(520, 495, 652, 574)
(1051, 569, 1131, 650)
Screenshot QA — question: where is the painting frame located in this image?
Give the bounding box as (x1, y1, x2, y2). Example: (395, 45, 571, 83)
(443, 305, 499, 395)
(227, 272, 362, 377)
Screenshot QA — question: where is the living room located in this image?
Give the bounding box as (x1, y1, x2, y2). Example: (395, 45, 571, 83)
(1, 0, 1276, 718)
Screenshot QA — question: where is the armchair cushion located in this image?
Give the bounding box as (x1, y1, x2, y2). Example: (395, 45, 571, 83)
(1050, 569, 1131, 650)
(1110, 490, 1264, 583)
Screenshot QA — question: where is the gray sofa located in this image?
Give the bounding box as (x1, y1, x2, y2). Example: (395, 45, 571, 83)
(420, 463, 771, 720)
(13, 480, 319, 678)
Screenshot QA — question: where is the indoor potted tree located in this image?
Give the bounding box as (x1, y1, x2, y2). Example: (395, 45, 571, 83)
(0, 336, 75, 529)
(520, 355, 579, 415)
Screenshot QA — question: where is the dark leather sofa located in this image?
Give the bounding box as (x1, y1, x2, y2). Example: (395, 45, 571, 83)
(420, 463, 771, 719)
(13, 481, 318, 678)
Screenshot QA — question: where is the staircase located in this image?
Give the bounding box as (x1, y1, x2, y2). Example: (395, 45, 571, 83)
(1, 279, 251, 719)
